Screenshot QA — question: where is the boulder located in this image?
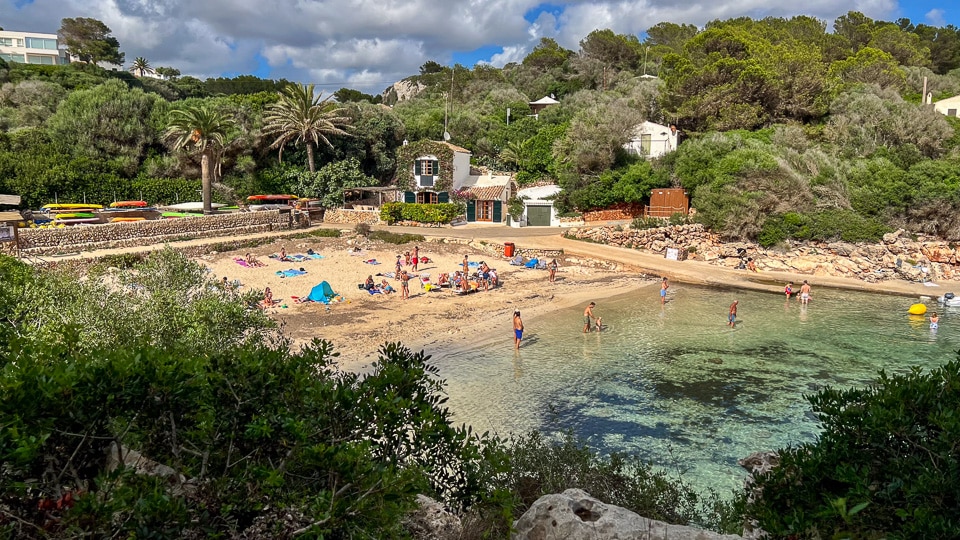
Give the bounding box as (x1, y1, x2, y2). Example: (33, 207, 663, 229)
(405, 495, 463, 540)
(512, 488, 742, 540)
(883, 229, 904, 244)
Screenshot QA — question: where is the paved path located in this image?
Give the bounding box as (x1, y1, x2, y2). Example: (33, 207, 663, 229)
(33, 221, 941, 299)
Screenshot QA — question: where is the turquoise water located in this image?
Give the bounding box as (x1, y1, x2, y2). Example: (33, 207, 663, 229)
(429, 284, 959, 494)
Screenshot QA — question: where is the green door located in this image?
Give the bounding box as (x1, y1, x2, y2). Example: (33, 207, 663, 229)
(492, 201, 502, 222)
(527, 205, 551, 226)
(466, 200, 476, 221)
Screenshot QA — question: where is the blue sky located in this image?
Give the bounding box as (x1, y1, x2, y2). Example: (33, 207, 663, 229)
(2, 0, 958, 93)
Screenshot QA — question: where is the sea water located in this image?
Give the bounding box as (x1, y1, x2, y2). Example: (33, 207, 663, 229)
(429, 283, 959, 494)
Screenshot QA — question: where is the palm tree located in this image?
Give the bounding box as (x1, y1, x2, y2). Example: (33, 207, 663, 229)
(165, 105, 234, 214)
(129, 56, 150, 77)
(263, 83, 352, 173)
(499, 139, 529, 171)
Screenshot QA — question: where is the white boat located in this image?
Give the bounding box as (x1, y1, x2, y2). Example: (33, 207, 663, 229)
(248, 204, 291, 211)
(938, 293, 960, 307)
(161, 202, 225, 211)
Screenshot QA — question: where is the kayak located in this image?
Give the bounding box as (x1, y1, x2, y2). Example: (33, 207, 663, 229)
(54, 212, 97, 219)
(109, 200, 148, 208)
(162, 202, 225, 211)
(110, 217, 146, 222)
(161, 212, 204, 218)
(247, 194, 298, 201)
(53, 218, 100, 225)
(42, 203, 103, 210)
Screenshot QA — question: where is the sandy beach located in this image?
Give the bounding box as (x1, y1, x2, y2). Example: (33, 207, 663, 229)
(198, 233, 649, 371)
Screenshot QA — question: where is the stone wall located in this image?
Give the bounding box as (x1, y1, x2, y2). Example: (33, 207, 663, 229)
(20, 211, 292, 254)
(322, 208, 381, 225)
(565, 224, 960, 283)
(583, 203, 643, 223)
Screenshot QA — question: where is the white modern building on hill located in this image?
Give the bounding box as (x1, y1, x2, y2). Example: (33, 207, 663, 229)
(624, 121, 679, 159)
(933, 94, 960, 118)
(0, 30, 69, 65)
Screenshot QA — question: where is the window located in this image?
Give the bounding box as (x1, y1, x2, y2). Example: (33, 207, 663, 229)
(640, 134, 652, 155)
(476, 201, 493, 221)
(419, 159, 435, 176)
(0, 53, 24, 63)
(26, 55, 55, 65)
(0, 38, 13, 47)
(949, 109, 958, 117)
(416, 192, 438, 204)
(25, 37, 57, 50)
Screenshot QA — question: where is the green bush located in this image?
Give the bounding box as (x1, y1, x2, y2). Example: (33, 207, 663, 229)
(355, 223, 372, 236)
(748, 357, 960, 538)
(300, 227, 342, 238)
(759, 211, 889, 247)
(370, 230, 426, 244)
(380, 202, 464, 224)
(632, 216, 667, 230)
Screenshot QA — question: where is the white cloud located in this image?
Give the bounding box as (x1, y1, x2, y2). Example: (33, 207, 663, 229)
(0, 0, 932, 95)
(925, 8, 947, 27)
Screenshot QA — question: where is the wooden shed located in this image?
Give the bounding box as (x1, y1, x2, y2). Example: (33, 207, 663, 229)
(647, 188, 689, 218)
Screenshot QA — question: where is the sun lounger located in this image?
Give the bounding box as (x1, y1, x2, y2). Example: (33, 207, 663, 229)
(524, 258, 539, 269)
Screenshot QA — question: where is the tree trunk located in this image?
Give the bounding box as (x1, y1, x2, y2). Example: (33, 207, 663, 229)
(201, 152, 212, 214)
(306, 143, 315, 174)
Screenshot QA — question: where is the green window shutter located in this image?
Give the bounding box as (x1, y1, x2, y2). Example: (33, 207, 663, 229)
(466, 200, 476, 221)
(433, 160, 440, 176)
(404, 191, 415, 203)
(414, 160, 422, 175)
(493, 200, 502, 222)
(438, 191, 449, 203)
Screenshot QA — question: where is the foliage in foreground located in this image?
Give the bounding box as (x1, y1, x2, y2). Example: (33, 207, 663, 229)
(369, 230, 427, 245)
(380, 202, 465, 225)
(748, 357, 960, 538)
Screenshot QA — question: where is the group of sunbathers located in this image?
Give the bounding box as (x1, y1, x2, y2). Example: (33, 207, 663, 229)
(244, 252, 267, 267)
(361, 274, 395, 295)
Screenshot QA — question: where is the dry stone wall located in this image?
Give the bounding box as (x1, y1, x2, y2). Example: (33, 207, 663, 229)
(323, 208, 381, 225)
(583, 203, 643, 222)
(20, 211, 291, 254)
(565, 224, 960, 283)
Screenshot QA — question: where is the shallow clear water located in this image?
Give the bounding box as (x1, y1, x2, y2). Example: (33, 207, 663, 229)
(429, 284, 959, 494)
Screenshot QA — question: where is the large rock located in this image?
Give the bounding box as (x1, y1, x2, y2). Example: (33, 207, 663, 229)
(404, 495, 463, 540)
(512, 489, 741, 540)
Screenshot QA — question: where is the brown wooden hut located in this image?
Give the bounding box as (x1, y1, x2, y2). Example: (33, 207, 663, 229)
(646, 188, 689, 218)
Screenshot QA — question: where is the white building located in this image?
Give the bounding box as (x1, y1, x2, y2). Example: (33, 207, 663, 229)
(516, 184, 562, 227)
(933, 94, 960, 118)
(624, 121, 678, 159)
(0, 30, 69, 65)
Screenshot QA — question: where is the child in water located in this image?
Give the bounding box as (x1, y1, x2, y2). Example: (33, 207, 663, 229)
(930, 312, 939, 330)
(784, 282, 793, 299)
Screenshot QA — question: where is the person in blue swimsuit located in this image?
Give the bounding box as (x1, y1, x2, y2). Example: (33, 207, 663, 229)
(660, 277, 669, 304)
(513, 310, 524, 349)
(930, 312, 939, 330)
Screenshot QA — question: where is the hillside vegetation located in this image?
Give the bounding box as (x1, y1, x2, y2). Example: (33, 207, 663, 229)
(2, 11, 960, 245)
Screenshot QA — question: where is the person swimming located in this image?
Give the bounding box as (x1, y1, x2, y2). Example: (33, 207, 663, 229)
(930, 312, 939, 330)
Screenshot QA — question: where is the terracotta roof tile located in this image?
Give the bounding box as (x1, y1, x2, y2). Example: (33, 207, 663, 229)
(468, 185, 505, 201)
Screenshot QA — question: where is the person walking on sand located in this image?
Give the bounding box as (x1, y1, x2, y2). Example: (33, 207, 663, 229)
(395, 255, 402, 280)
(400, 270, 410, 300)
(799, 280, 811, 305)
(583, 302, 596, 333)
(412, 246, 420, 272)
(548, 259, 558, 283)
(660, 277, 669, 305)
(728, 300, 738, 327)
(463, 254, 469, 276)
(784, 282, 793, 299)
(513, 310, 524, 349)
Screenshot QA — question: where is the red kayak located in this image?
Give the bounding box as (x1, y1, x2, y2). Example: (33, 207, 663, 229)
(247, 194, 298, 201)
(110, 200, 149, 208)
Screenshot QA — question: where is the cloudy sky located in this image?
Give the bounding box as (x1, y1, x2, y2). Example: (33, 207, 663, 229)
(2, 0, 957, 94)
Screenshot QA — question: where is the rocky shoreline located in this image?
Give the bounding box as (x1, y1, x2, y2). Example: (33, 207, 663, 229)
(565, 224, 960, 284)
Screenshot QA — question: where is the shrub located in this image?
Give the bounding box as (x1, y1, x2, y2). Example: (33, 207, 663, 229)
(759, 211, 889, 246)
(380, 202, 464, 225)
(370, 230, 426, 244)
(355, 223, 372, 237)
(668, 212, 689, 226)
(301, 227, 342, 238)
(632, 216, 667, 230)
(748, 357, 960, 538)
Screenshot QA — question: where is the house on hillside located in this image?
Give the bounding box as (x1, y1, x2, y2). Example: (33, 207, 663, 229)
(528, 95, 559, 119)
(0, 30, 70, 65)
(624, 121, 679, 159)
(934, 94, 960, 117)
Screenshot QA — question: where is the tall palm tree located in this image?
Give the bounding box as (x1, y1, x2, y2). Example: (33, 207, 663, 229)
(129, 56, 150, 77)
(165, 105, 234, 214)
(499, 139, 529, 171)
(263, 83, 352, 173)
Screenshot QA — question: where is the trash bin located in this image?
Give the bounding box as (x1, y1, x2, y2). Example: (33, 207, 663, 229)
(504, 242, 515, 257)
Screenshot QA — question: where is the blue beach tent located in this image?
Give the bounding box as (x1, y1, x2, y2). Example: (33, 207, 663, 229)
(307, 281, 337, 303)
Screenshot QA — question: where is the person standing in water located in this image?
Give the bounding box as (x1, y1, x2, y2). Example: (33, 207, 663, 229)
(799, 280, 812, 305)
(728, 300, 739, 327)
(660, 277, 669, 305)
(583, 302, 596, 333)
(930, 311, 940, 330)
(784, 282, 793, 299)
(513, 310, 524, 349)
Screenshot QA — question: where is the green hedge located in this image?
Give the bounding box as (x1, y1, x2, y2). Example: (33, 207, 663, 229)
(380, 202, 464, 224)
(758, 210, 890, 247)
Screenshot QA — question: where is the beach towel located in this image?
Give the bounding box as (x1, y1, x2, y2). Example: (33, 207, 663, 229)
(524, 258, 539, 269)
(307, 281, 338, 303)
(277, 269, 308, 278)
(468, 261, 480, 268)
(364, 259, 380, 265)
(308, 253, 325, 260)
(381, 271, 396, 279)
(509, 255, 524, 266)
(289, 254, 308, 262)
(367, 288, 382, 295)
(234, 258, 250, 267)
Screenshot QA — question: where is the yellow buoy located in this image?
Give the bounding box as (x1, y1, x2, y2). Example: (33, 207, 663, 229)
(908, 303, 927, 315)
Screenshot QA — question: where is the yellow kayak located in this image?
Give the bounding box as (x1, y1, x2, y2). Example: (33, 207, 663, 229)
(110, 217, 146, 222)
(43, 203, 103, 210)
